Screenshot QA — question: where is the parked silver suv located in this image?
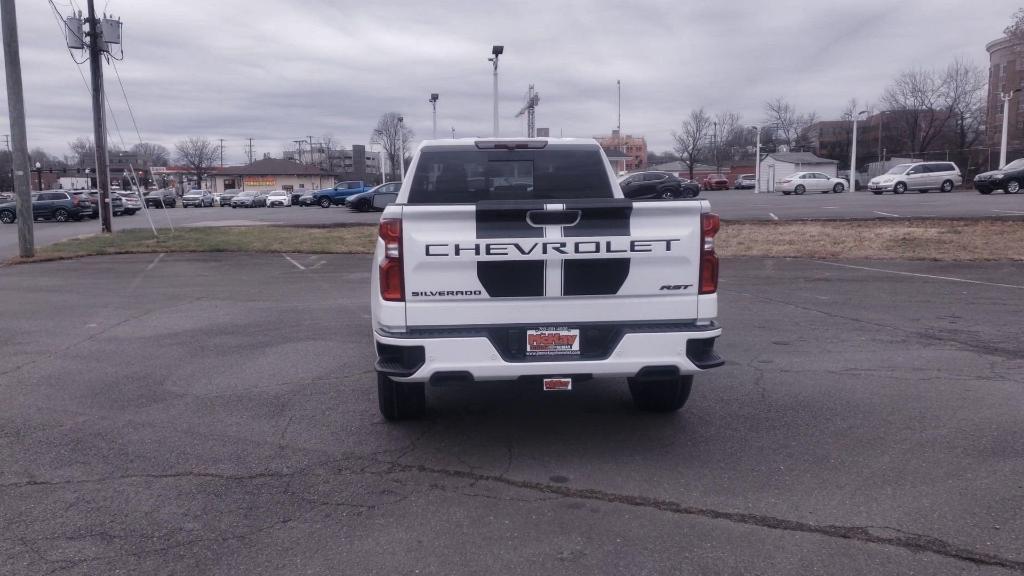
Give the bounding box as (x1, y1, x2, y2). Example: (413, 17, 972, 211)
(867, 162, 962, 194)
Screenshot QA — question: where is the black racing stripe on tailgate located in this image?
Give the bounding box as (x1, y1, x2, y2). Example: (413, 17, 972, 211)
(561, 199, 632, 238)
(563, 259, 631, 296)
(562, 200, 632, 295)
(476, 201, 545, 239)
(477, 261, 545, 297)
(476, 201, 545, 297)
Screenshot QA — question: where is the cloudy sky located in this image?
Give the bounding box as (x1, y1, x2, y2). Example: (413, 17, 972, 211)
(0, 0, 1017, 163)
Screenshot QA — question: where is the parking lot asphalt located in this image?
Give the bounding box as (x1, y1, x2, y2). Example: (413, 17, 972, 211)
(707, 187, 1024, 221)
(1, 253, 1022, 575)
(3, 188, 1024, 259)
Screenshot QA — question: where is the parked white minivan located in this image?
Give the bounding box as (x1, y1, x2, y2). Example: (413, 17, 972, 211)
(867, 162, 962, 194)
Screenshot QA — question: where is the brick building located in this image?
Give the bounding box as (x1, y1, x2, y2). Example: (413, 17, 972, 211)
(596, 130, 647, 171)
(986, 36, 1024, 154)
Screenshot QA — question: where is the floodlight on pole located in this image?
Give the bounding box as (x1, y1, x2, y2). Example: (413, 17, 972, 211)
(488, 45, 503, 137)
(850, 110, 868, 192)
(429, 93, 439, 139)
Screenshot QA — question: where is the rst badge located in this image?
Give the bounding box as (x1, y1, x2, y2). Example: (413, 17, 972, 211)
(527, 327, 580, 356)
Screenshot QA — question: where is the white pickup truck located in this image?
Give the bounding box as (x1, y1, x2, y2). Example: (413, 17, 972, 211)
(370, 138, 722, 420)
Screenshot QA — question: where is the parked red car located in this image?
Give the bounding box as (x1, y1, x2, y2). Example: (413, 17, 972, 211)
(701, 174, 730, 191)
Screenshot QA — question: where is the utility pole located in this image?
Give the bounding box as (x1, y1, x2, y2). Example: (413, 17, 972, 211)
(850, 110, 867, 192)
(999, 91, 1018, 168)
(489, 46, 503, 137)
(398, 115, 406, 181)
(752, 126, 761, 194)
(451, 126, 456, 139)
(85, 0, 116, 233)
(713, 121, 719, 174)
(219, 138, 224, 167)
(1, 0, 34, 256)
(429, 93, 439, 139)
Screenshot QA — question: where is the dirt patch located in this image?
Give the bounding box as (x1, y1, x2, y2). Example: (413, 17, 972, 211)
(7, 226, 378, 264)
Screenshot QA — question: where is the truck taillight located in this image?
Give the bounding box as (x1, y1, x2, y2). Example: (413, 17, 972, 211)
(379, 218, 404, 301)
(699, 213, 720, 294)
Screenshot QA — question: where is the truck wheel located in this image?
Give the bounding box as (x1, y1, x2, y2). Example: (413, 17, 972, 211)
(319, 197, 332, 208)
(628, 375, 693, 412)
(378, 373, 426, 421)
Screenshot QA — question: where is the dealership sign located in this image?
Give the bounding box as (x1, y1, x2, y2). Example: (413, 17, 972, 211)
(244, 176, 276, 187)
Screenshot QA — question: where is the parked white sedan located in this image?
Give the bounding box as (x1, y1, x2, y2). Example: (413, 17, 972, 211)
(266, 190, 292, 207)
(776, 172, 848, 195)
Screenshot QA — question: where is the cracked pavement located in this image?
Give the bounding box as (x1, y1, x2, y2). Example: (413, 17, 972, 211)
(0, 253, 1022, 575)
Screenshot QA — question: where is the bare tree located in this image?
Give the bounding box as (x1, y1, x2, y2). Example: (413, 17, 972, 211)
(763, 98, 818, 150)
(880, 68, 951, 155)
(943, 58, 987, 153)
(130, 142, 170, 167)
(1005, 8, 1024, 41)
(174, 137, 221, 188)
(370, 112, 414, 181)
(68, 137, 95, 167)
(672, 108, 713, 180)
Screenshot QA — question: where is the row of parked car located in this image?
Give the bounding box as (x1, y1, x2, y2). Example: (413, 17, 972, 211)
(166, 181, 403, 212)
(0, 189, 144, 224)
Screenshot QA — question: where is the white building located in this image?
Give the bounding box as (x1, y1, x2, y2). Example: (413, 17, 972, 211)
(758, 152, 838, 192)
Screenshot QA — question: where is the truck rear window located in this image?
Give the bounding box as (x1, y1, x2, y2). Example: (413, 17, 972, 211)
(407, 149, 614, 204)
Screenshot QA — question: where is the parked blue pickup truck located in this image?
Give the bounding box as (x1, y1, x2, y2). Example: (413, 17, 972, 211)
(305, 181, 370, 208)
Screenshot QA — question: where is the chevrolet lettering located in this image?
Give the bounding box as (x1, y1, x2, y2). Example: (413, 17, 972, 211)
(425, 239, 681, 257)
(371, 137, 723, 420)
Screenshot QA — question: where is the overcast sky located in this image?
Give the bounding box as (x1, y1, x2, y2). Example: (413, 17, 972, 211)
(0, 0, 1017, 163)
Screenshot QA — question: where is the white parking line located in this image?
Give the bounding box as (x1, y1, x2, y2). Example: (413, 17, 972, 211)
(145, 252, 165, 271)
(282, 254, 306, 270)
(769, 212, 779, 220)
(992, 209, 1024, 215)
(128, 253, 166, 291)
(813, 261, 1024, 289)
(873, 211, 900, 217)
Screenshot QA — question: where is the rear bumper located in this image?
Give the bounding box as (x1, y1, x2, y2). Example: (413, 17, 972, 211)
(374, 323, 723, 383)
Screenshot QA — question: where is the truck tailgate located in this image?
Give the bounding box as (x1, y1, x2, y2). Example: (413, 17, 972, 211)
(401, 199, 706, 327)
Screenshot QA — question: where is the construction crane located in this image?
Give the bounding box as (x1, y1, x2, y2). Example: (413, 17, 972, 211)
(515, 84, 540, 138)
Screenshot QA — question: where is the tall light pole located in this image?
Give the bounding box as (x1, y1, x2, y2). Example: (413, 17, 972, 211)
(712, 121, 719, 174)
(429, 93, 439, 139)
(451, 126, 456, 140)
(751, 126, 761, 194)
(398, 115, 406, 182)
(488, 45, 503, 137)
(999, 90, 1019, 168)
(34, 161, 42, 191)
(850, 110, 868, 192)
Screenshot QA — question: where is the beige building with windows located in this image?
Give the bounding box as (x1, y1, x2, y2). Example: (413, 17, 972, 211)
(210, 158, 337, 194)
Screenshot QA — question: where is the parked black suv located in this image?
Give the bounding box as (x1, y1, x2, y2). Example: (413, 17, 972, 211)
(0, 191, 94, 224)
(974, 158, 1024, 194)
(618, 171, 700, 199)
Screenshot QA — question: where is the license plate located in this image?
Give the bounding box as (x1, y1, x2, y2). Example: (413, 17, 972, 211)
(543, 377, 572, 391)
(526, 327, 580, 357)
